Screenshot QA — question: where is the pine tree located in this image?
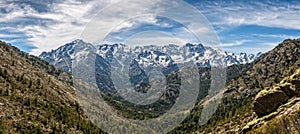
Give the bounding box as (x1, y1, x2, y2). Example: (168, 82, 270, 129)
(4, 89, 9, 96)
(24, 98, 30, 106)
(28, 79, 32, 88)
(3, 69, 8, 79)
(37, 79, 42, 88)
(33, 97, 38, 106)
(0, 68, 3, 77)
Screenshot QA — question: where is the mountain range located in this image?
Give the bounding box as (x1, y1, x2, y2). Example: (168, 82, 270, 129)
(39, 39, 262, 73)
(0, 38, 299, 133)
(39, 38, 300, 133)
(38, 39, 263, 110)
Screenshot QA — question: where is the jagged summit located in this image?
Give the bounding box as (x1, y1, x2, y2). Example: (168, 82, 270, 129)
(39, 39, 262, 73)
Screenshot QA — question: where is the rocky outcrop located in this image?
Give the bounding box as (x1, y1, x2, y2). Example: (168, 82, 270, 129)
(253, 69, 300, 117)
(253, 87, 289, 117)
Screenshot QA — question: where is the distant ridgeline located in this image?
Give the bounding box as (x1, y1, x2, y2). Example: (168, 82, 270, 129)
(39, 39, 261, 95)
(39, 40, 260, 119)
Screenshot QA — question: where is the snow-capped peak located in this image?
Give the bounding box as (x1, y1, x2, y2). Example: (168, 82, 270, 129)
(39, 40, 263, 73)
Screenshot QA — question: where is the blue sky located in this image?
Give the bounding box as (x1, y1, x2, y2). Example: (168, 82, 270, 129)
(0, 0, 300, 55)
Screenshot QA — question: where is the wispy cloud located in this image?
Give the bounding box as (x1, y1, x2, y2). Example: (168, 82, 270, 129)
(195, 0, 300, 30)
(221, 40, 250, 47)
(188, 0, 300, 53)
(1, 0, 300, 55)
(80, 0, 219, 48)
(0, 0, 120, 55)
(1, 0, 185, 55)
(252, 34, 299, 39)
(124, 30, 186, 46)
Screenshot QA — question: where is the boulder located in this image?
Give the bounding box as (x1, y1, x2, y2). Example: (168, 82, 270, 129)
(253, 88, 289, 117)
(253, 69, 300, 117)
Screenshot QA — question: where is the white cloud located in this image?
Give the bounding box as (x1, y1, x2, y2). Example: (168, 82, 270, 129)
(0, 0, 121, 55)
(252, 34, 298, 39)
(221, 40, 250, 47)
(0, 0, 222, 55)
(224, 42, 278, 54)
(80, 0, 171, 45)
(199, 1, 300, 30)
(2, 0, 298, 55)
(80, 0, 221, 49)
(0, 33, 25, 38)
(113, 15, 159, 32)
(124, 30, 185, 46)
